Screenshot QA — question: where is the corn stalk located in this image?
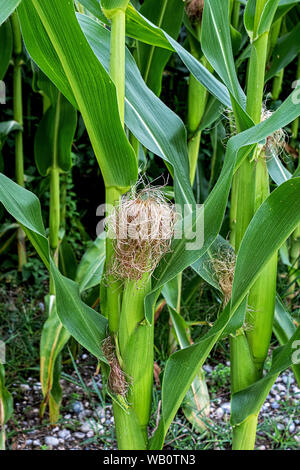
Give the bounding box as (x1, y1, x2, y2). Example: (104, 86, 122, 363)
(11, 11, 26, 271)
(230, 0, 279, 449)
(101, 0, 152, 450)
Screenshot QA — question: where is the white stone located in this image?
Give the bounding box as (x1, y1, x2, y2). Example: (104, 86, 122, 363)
(45, 436, 59, 447)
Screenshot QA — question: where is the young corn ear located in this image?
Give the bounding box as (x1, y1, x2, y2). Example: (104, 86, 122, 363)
(107, 185, 175, 449)
(106, 186, 176, 282)
(212, 248, 236, 306)
(185, 0, 204, 24)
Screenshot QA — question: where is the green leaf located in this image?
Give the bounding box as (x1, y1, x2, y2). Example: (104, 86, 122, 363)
(76, 233, 106, 292)
(267, 154, 292, 186)
(161, 276, 179, 311)
(274, 0, 300, 21)
(79, 0, 107, 22)
(273, 296, 300, 385)
(59, 237, 78, 280)
(0, 363, 13, 448)
(34, 93, 77, 176)
(244, 0, 256, 40)
(257, 0, 280, 38)
(40, 295, 70, 422)
(198, 97, 223, 133)
(0, 121, 22, 138)
(0, 364, 13, 425)
(201, 0, 246, 106)
(169, 308, 210, 433)
(201, 0, 256, 133)
(265, 23, 300, 81)
(19, 0, 137, 190)
(0, 20, 13, 80)
(18, 4, 194, 207)
(0, 173, 49, 267)
(245, 0, 280, 40)
(0, 0, 21, 26)
(136, 0, 184, 96)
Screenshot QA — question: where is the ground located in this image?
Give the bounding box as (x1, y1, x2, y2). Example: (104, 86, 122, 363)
(5, 353, 300, 450)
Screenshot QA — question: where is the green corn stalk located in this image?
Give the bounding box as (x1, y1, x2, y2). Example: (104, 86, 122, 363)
(115, 276, 153, 448)
(102, 5, 127, 336)
(11, 12, 26, 271)
(34, 86, 76, 424)
(230, 0, 279, 450)
(41, 93, 62, 422)
(101, 1, 150, 449)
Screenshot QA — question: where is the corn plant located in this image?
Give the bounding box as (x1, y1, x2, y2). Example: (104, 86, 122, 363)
(0, 0, 300, 452)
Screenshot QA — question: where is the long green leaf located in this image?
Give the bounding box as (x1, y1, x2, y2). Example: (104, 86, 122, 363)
(169, 308, 210, 433)
(201, 0, 246, 106)
(231, 178, 300, 310)
(40, 295, 70, 422)
(19, 0, 137, 190)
